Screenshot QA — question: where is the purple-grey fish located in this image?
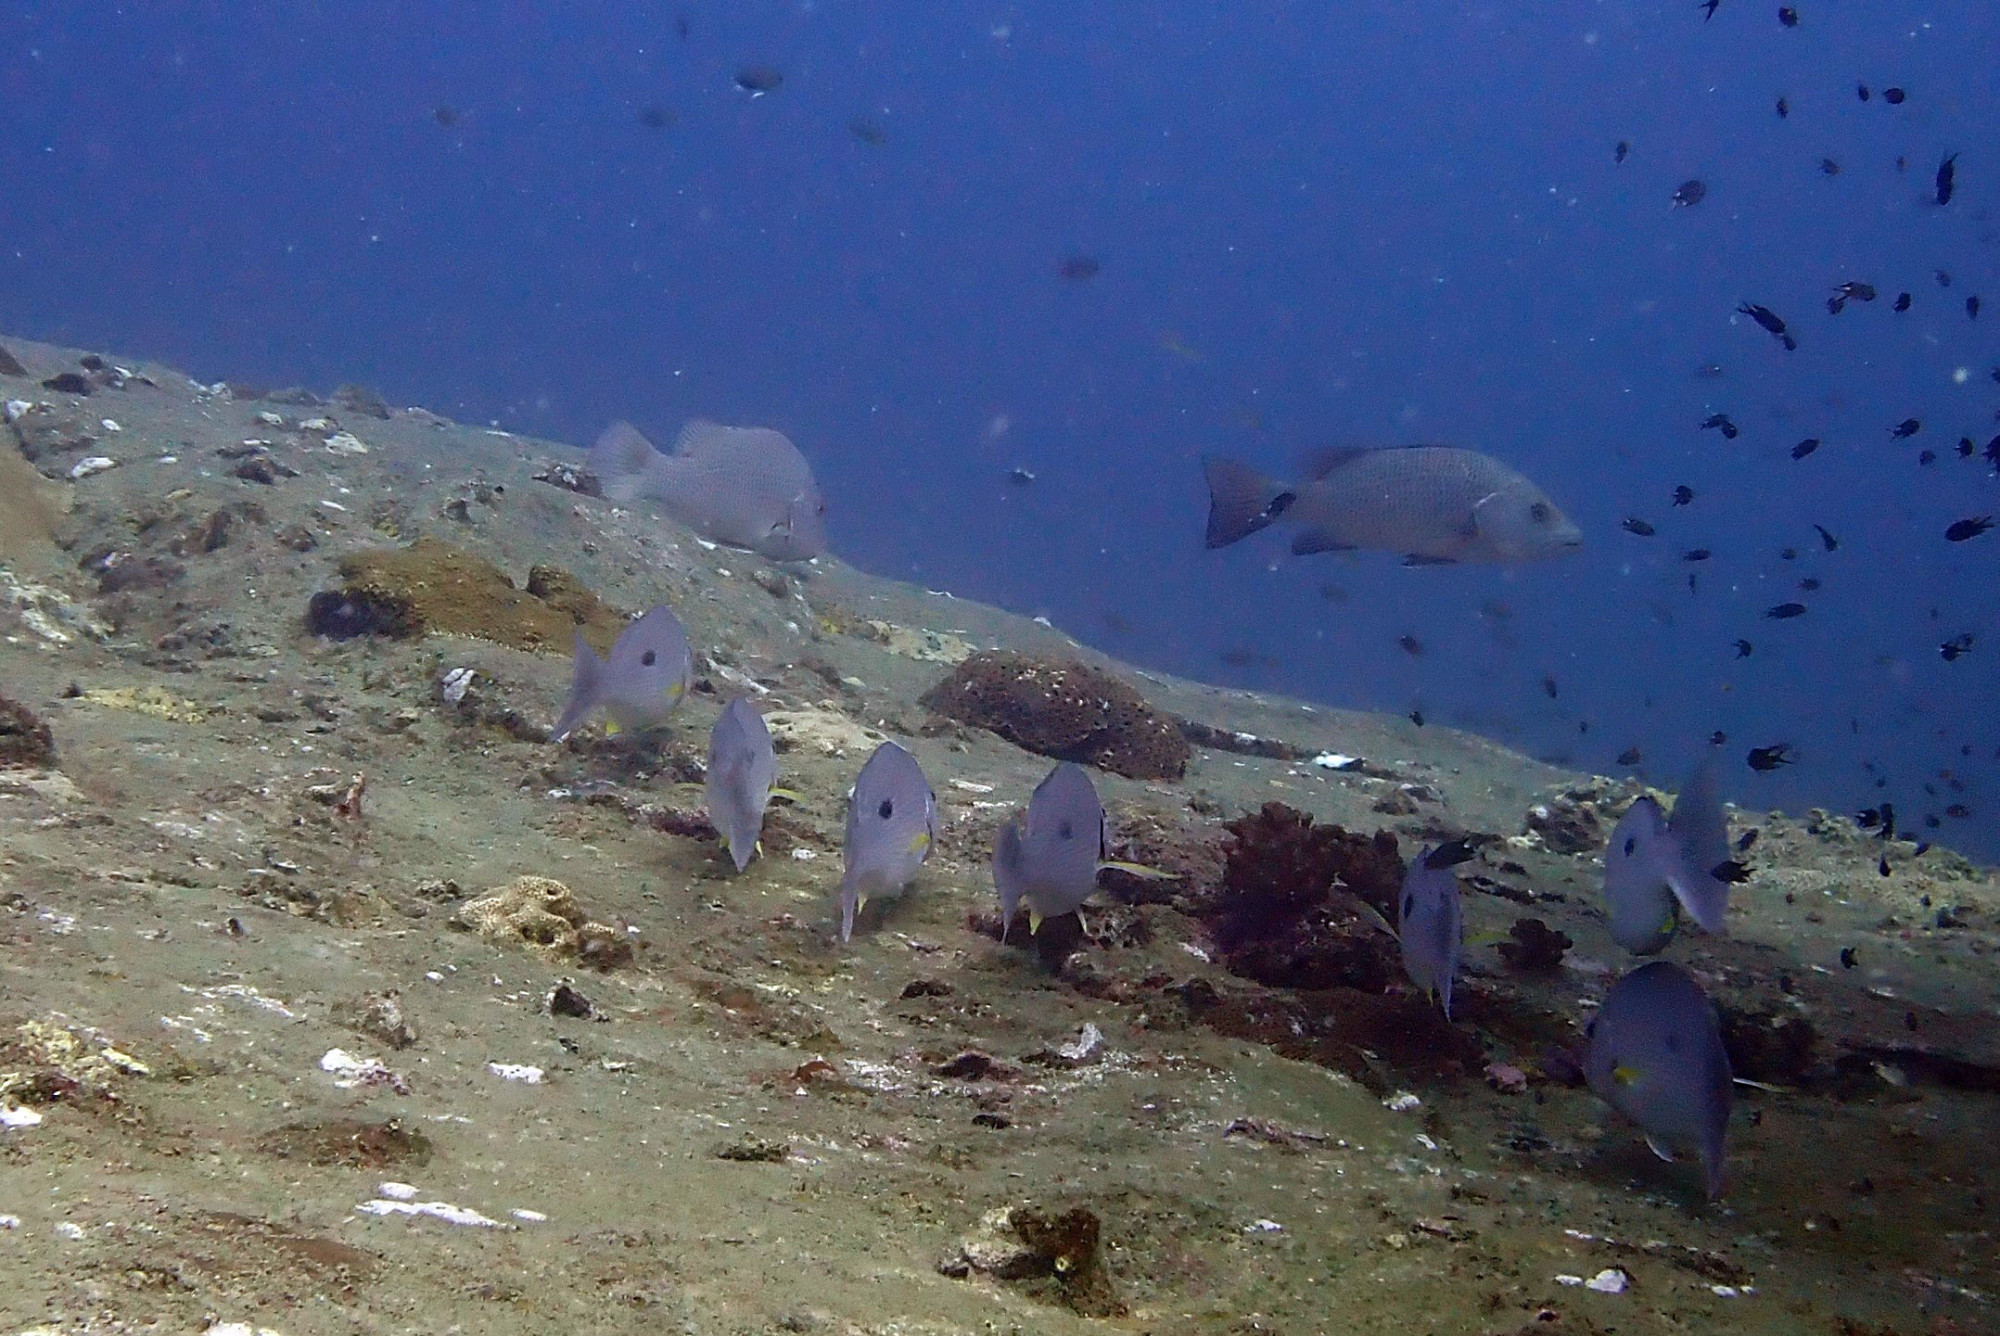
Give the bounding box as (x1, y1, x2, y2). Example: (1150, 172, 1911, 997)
(590, 419, 828, 561)
(1399, 845, 1464, 1019)
(1203, 446, 1583, 565)
(706, 696, 777, 872)
(550, 606, 694, 741)
(993, 762, 1168, 937)
(1585, 960, 1734, 1199)
(1603, 753, 1732, 954)
(839, 741, 938, 942)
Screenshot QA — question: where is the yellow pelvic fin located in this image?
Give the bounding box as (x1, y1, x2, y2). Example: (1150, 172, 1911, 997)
(1612, 1064, 1641, 1087)
(769, 786, 804, 804)
(908, 831, 932, 853)
(1027, 909, 1043, 935)
(1098, 859, 1177, 881)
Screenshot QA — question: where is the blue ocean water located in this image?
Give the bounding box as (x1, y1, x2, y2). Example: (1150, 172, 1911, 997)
(3, 2, 1994, 855)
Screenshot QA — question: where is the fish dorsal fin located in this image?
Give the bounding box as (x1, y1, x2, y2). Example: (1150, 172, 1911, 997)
(1297, 445, 1371, 480)
(672, 418, 734, 458)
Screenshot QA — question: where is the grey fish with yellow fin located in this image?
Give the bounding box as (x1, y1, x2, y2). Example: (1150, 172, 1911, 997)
(706, 696, 777, 872)
(992, 762, 1171, 938)
(1585, 960, 1734, 1199)
(1399, 844, 1465, 1019)
(590, 419, 828, 561)
(1603, 753, 1735, 954)
(550, 605, 694, 741)
(1203, 446, 1582, 565)
(839, 741, 938, 942)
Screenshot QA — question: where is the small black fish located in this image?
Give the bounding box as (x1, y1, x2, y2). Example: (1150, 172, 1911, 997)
(1945, 516, 1994, 542)
(1542, 675, 1559, 699)
(1616, 746, 1643, 766)
(1877, 855, 1891, 878)
(1700, 0, 1720, 19)
(1987, 436, 2000, 467)
(1736, 827, 1759, 852)
(1813, 523, 1839, 551)
(1775, 96, 1789, 118)
(1747, 743, 1794, 771)
(1710, 730, 1728, 746)
(1778, 6, 1798, 25)
(433, 105, 459, 128)
(1945, 803, 1971, 820)
(1883, 86, 1906, 104)
(1712, 860, 1751, 884)
(1936, 152, 1957, 206)
(734, 65, 785, 94)
(1701, 413, 1739, 439)
(1831, 281, 1876, 307)
(1739, 301, 1794, 347)
(1890, 418, 1921, 439)
(1766, 602, 1808, 619)
(1840, 946, 1859, 968)
(1673, 179, 1708, 208)
(1409, 709, 1425, 727)
(1959, 438, 1976, 458)
(1622, 517, 1657, 537)
(1969, 295, 1982, 321)
(1734, 639, 1754, 658)
(1615, 140, 1629, 164)
(1790, 437, 1820, 459)
(1991, 366, 2000, 385)
(637, 103, 675, 129)
(1779, 547, 1798, 560)
(1940, 633, 1974, 661)
(1919, 450, 1937, 466)
(1857, 83, 1871, 102)
(1799, 577, 1821, 592)
(1398, 634, 1424, 656)
(1672, 484, 1695, 506)
(1688, 573, 1700, 594)
(1893, 292, 1912, 311)
(1059, 255, 1102, 281)
(1936, 269, 1952, 287)
(1683, 548, 1712, 561)
(1820, 157, 1841, 176)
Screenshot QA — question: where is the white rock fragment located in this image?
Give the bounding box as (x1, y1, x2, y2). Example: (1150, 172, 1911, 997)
(299, 417, 334, 432)
(1058, 1022, 1103, 1062)
(1383, 1092, 1422, 1112)
(319, 1047, 402, 1090)
(97, 418, 121, 433)
(948, 779, 995, 794)
(357, 1198, 501, 1228)
(1711, 1285, 1740, 1297)
(1, 1105, 44, 1129)
(324, 431, 369, 455)
(0, 1213, 19, 1229)
(209, 1324, 287, 1336)
(1244, 1218, 1284, 1233)
(55, 1221, 85, 1240)
(67, 456, 117, 480)
(510, 1208, 548, 1223)
(377, 1181, 420, 1201)
(487, 1062, 544, 1084)
(1554, 1273, 1584, 1287)
(790, 848, 818, 861)
(3, 399, 32, 423)
(255, 410, 285, 426)
(1311, 752, 1360, 770)
(439, 666, 476, 705)
(1586, 1268, 1630, 1294)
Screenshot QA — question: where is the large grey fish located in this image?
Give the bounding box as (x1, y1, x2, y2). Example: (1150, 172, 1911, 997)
(1203, 446, 1583, 565)
(550, 605, 694, 741)
(839, 741, 938, 942)
(706, 696, 777, 872)
(1603, 754, 1733, 954)
(1399, 845, 1464, 1019)
(993, 762, 1166, 936)
(590, 419, 828, 561)
(1585, 960, 1734, 1199)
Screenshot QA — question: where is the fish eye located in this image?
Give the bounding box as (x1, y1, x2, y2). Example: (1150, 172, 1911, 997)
(1623, 836, 1635, 856)
(1530, 501, 1552, 523)
(878, 798, 894, 820)
(641, 650, 657, 667)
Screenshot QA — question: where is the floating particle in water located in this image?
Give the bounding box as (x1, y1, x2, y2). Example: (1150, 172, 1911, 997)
(1616, 746, 1643, 766)
(1615, 140, 1629, 164)
(848, 119, 886, 146)
(433, 105, 459, 127)
(1398, 634, 1424, 656)
(1775, 95, 1789, 118)
(1820, 157, 1841, 176)
(637, 103, 676, 129)
(1683, 548, 1711, 561)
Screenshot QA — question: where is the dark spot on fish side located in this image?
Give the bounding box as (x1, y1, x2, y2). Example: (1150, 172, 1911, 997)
(878, 797, 894, 820)
(641, 649, 657, 667)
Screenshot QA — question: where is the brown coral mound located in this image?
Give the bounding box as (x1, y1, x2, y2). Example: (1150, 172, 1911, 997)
(0, 695, 55, 768)
(1199, 802, 1403, 992)
(919, 650, 1188, 780)
(307, 536, 624, 652)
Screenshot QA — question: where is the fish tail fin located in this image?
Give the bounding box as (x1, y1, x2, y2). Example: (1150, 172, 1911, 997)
(549, 632, 602, 741)
(1670, 863, 1731, 934)
(839, 875, 862, 943)
(993, 817, 1025, 936)
(1202, 456, 1293, 548)
(590, 421, 664, 504)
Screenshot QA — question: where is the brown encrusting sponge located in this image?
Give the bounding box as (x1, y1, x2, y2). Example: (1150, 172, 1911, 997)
(919, 649, 1189, 780)
(305, 536, 625, 651)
